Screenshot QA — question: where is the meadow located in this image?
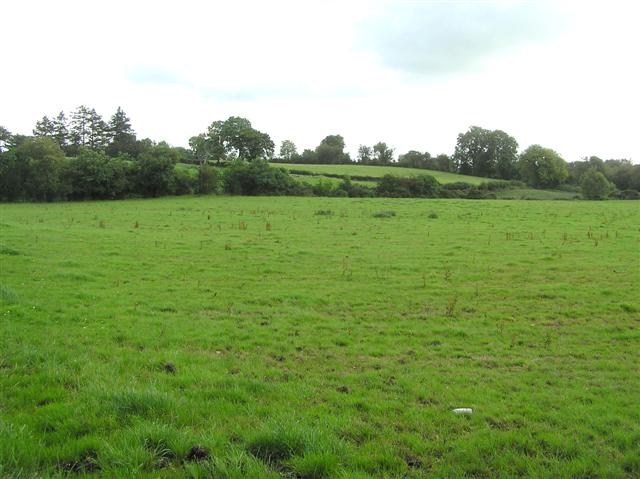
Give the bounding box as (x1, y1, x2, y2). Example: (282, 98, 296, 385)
(269, 163, 487, 185)
(0, 196, 639, 478)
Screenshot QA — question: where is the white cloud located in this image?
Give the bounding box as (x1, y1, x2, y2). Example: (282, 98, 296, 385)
(0, 0, 638, 162)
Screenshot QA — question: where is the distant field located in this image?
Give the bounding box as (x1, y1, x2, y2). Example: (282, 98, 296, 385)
(271, 163, 488, 185)
(289, 174, 376, 187)
(1, 197, 638, 478)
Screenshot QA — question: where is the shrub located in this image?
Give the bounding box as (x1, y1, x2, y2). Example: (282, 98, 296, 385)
(171, 169, 197, 195)
(197, 164, 221, 194)
(441, 182, 474, 191)
(134, 154, 175, 197)
(66, 149, 130, 200)
(224, 160, 299, 195)
(581, 168, 614, 200)
(376, 174, 440, 198)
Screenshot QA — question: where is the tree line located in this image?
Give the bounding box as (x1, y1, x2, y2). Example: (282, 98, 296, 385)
(1, 109, 639, 202)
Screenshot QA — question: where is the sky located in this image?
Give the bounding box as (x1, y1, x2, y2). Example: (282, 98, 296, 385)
(1, 0, 639, 162)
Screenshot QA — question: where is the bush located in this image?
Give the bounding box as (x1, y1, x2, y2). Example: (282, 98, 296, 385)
(224, 160, 299, 195)
(14, 137, 67, 201)
(336, 178, 375, 197)
(581, 168, 613, 200)
(66, 149, 130, 200)
(376, 174, 440, 198)
(171, 169, 197, 195)
(478, 180, 511, 191)
(197, 164, 221, 194)
(135, 154, 175, 197)
(441, 182, 474, 191)
(466, 188, 496, 199)
(617, 189, 640, 200)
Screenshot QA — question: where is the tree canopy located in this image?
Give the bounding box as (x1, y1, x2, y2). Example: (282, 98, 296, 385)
(453, 126, 519, 179)
(518, 144, 568, 188)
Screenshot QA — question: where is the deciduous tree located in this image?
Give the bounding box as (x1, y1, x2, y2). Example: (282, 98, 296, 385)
(518, 144, 568, 188)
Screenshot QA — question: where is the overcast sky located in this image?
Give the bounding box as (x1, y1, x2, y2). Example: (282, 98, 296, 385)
(1, 0, 638, 162)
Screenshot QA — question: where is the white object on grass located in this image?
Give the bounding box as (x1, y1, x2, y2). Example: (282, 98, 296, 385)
(452, 408, 473, 414)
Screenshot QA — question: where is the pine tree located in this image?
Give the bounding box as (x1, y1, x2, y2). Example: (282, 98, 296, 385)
(52, 111, 69, 151)
(87, 108, 108, 150)
(106, 107, 137, 157)
(70, 105, 92, 148)
(33, 116, 55, 137)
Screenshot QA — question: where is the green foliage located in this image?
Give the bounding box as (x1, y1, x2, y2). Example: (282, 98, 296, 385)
(376, 174, 439, 197)
(171, 168, 197, 195)
(581, 168, 613, 200)
(135, 151, 176, 197)
(0, 149, 26, 201)
(106, 107, 137, 158)
(314, 135, 351, 164)
(278, 139, 298, 162)
(197, 163, 221, 194)
(454, 126, 519, 179)
(15, 137, 67, 201)
(372, 142, 394, 164)
(0, 125, 11, 152)
(202, 116, 274, 162)
(66, 149, 130, 199)
(518, 144, 568, 188)
(223, 160, 299, 195)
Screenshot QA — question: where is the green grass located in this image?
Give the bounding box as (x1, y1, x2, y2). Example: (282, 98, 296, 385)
(1, 196, 638, 478)
(271, 163, 488, 185)
(289, 174, 376, 187)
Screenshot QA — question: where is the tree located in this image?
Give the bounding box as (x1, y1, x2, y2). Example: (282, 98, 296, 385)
(603, 159, 640, 191)
(435, 153, 453, 172)
(453, 126, 518, 179)
(134, 152, 175, 197)
(518, 144, 568, 188)
(15, 137, 67, 201)
(70, 105, 92, 150)
(189, 134, 210, 165)
(0, 149, 26, 200)
(454, 126, 488, 175)
(52, 112, 69, 151)
(567, 156, 606, 185)
(357, 145, 373, 164)
(490, 129, 519, 179)
(581, 168, 613, 200)
(278, 140, 297, 162)
(373, 142, 394, 165)
(398, 150, 425, 169)
(87, 108, 108, 150)
(106, 107, 137, 157)
(197, 163, 221, 194)
(223, 160, 298, 195)
(0, 126, 11, 152)
(315, 135, 350, 164)
(376, 174, 440, 197)
(204, 117, 273, 162)
(66, 149, 129, 199)
(33, 116, 55, 138)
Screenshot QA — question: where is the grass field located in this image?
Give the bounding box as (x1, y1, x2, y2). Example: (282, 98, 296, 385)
(1, 196, 639, 478)
(270, 164, 488, 185)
